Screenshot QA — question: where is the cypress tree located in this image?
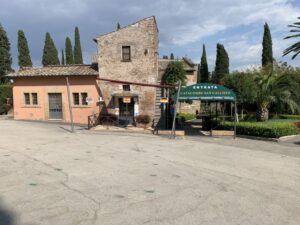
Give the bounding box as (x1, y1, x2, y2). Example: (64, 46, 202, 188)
(213, 43, 229, 84)
(198, 44, 209, 83)
(262, 22, 273, 68)
(17, 30, 32, 68)
(0, 23, 12, 82)
(74, 27, 83, 64)
(65, 37, 74, 64)
(170, 53, 174, 60)
(42, 32, 59, 66)
(61, 49, 65, 65)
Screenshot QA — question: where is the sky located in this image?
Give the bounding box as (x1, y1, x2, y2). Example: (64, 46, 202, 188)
(1, 0, 300, 71)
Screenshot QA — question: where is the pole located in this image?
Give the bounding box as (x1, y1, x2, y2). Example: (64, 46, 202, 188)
(66, 77, 74, 133)
(170, 80, 182, 139)
(234, 101, 237, 139)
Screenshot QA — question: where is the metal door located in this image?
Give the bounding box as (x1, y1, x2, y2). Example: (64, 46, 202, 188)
(48, 93, 63, 119)
(119, 98, 134, 125)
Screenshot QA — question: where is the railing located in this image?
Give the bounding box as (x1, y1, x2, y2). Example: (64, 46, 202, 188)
(88, 113, 120, 129)
(88, 113, 100, 129)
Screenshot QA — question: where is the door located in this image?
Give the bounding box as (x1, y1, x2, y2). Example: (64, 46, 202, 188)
(119, 98, 134, 125)
(48, 93, 63, 119)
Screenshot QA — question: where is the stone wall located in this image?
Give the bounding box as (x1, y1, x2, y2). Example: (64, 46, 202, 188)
(96, 17, 159, 119)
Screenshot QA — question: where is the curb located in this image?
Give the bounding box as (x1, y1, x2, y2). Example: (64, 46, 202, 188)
(237, 135, 278, 142)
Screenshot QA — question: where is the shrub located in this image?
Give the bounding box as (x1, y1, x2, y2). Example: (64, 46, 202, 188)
(219, 121, 299, 138)
(278, 115, 300, 120)
(176, 113, 196, 122)
(0, 85, 12, 115)
(295, 122, 300, 131)
(135, 115, 151, 124)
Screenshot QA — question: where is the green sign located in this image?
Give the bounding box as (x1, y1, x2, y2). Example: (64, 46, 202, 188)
(174, 83, 236, 101)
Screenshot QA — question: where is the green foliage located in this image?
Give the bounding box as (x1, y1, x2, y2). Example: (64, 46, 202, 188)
(283, 17, 300, 60)
(0, 24, 12, 83)
(198, 44, 209, 83)
(65, 37, 74, 64)
(278, 114, 300, 120)
(219, 121, 299, 138)
(61, 49, 65, 65)
(42, 32, 59, 66)
(176, 113, 196, 122)
(262, 23, 273, 67)
(163, 61, 187, 85)
(17, 30, 32, 68)
(0, 84, 12, 114)
(74, 27, 83, 64)
(170, 53, 174, 60)
(213, 43, 229, 84)
(117, 23, 121, 30)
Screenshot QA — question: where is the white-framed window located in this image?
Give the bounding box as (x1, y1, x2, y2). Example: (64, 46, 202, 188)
(24, 92, 38, 105)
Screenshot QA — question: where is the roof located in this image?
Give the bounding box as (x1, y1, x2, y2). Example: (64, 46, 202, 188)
(7, 64, 98, 77)
(95, 16, 158, 41)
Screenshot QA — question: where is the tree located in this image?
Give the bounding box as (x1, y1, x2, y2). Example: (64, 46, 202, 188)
(0, 23, 12, 83)
(213, 43, 229, 84)
(170, 53, 174, 60)
(65, 37, 74, 65)
(42, 32, 59, 66)
(283, 17, 300, 60)
(74, 27, 83, 64)
(117, 23, 121, 30)
(198, 44, 209, 83)
(262, 23, 273, 68)
(254, 68, 300, 121)
(61, 49, 65, 65)
(17, 30, 32, 68)
(163, 61, 187, 85)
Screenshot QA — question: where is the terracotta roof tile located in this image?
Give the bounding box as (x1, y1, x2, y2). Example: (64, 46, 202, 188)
(7, 64, 98, 77)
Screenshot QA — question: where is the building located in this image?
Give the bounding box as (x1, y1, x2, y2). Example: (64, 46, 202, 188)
(8, 16, 199, 126)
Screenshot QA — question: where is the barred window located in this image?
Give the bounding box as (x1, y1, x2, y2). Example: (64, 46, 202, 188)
(122, 46, 131, 61)
(73, 93, 80, 105)
(31, 93, 38, 105)
(24, 93, 30, 105)
(81, 93, 88, 105)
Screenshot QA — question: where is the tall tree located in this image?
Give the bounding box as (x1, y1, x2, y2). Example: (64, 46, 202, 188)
(42, 32, 59, 66)
(163, 61, 187, 85)
(65, 37, 74, 65)
(17, 30, 32, 68)
(262, 22, 273, 68)
(198, 44, 209, 83)
(74, 27, 83, 64)
(170, 53, 174, 60)
(0, 23, 12, 83)
(61, 49, 65, 65)
(117, 23, 121, 30)
(213, 43, 229, 84)
(283, 17, 300, 60)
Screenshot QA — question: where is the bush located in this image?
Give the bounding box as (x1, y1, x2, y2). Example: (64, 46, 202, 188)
(176, 113, 196, 122)
(219, 121, 299, 138)
(135, 115, 151, 124)
(0, 85, 12, 115)
(278, 114, 300, 120)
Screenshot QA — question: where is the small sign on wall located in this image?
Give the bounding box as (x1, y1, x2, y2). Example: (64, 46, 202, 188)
(160, 97, 169, 103)
(123, 97, 131, 103)
(86, 96, 94, 104)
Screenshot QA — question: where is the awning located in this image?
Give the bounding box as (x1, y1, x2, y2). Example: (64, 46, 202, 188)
(174, 83, 236, 102)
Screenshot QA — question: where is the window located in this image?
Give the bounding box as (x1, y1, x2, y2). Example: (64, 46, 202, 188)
(73, 93, 80, 105)
(24, 93, 30, 105)
(31, 93, 38, 105)
(81, 93, 88, 105)
(123, 85, 130, 91)
(122, 46, 131, 61)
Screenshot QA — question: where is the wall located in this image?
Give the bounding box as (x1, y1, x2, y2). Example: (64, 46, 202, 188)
(96, 17, 159, 119)
(12, 76, 100, 124)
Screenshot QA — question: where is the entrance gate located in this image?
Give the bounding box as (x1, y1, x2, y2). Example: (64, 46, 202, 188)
(48, 93, 63, 119)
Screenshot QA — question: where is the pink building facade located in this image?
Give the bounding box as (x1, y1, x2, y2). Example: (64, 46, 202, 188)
(9, 65, 100, 124)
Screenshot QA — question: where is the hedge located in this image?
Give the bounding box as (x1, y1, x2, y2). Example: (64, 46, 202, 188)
(0, 85, 12, 114)
(278, 115, 300, 120)
(219, 121, 299, 138)
(176, 113, 196, 122)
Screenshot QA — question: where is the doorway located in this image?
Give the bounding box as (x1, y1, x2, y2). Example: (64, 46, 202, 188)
(48, 93, 63, 120)
(118, 98, 134, 125)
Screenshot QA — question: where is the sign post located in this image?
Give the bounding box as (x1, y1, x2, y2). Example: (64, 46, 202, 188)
(66, 77, 74, 133)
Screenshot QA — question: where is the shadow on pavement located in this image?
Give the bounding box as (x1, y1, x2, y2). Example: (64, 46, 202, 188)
(0, 204, 15, 225)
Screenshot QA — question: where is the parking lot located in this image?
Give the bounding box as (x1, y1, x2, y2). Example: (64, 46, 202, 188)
(1, 119, 300, 225)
